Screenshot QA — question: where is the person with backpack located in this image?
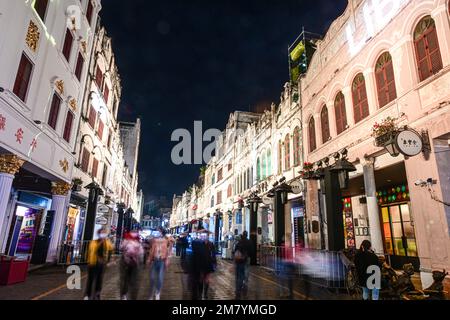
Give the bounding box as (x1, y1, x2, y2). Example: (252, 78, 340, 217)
(233, 231, 252, 299)
(119, 230, 144, 300)
(84, 228, 113, 300)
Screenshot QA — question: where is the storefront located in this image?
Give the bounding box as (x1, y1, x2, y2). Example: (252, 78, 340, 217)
(287, 197, 306, 248)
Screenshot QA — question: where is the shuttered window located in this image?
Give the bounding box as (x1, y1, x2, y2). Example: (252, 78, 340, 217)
(284, 135, 291, 170)
(75, 53, 84, 81)
(334, 92, 348, 135)
(352, 73, 370, 124)
(62, 29, 74, 62)
(34, 0, 49, 22)
(13, 53, 34, 102)
(95, 66, 103, 89)
(88, 105, 97, 128)
(278, 141, 283, 174)
(92, 158, 99, 178)
(47, 93, 62, 130)
(320, 106, 331, 143)
(308, 117, 317, 153)
(81, 148, 90, 173)
(414, 16, 443, 82)
(63, 111, 74, 142)
(293, 127, 301, 167)
(97, 119, 104, 140)
(86, 1, 94, 25)
(375, 52, 397, 108)
(103, 85, 110, 104)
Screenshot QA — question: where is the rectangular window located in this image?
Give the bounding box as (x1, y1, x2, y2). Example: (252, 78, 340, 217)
(86, 0, 94, 25)
(217, 168, 223, 181)
(47, 93, 62, 130)
(75, 53, 84, 81)
(97, 119, 104, 140)
(63, 111, 74, 142)
(107, 129, 113, 148)
(34, 0, 49, 22)
(103, 85, 109, 104)
(81, 148, 90, 173)
(62, 29, 74, 62)
(95, 66, 103, 89)
(217, 191, 222, 205)
(92, 158, 99, 178)
(13, 53, 34, 102)
(88, 105, 96, 128)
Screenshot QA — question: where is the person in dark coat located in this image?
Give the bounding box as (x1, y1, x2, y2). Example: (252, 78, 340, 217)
(354, 240, 381, 300)
(233, 231, 252, 299)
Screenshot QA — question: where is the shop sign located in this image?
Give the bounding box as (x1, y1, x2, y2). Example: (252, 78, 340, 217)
(262, 196, 272, 205)
(290, 180, 303, 195)
(97, 205, 109, 214)
(95, 216, 108, 225)
(395, 129, 423, 157)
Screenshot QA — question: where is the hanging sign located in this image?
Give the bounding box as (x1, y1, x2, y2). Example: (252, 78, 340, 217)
(95, 216, 108, 225)
(97, 205, 110, 214)
(395, 129, 423, 157)
(290, 180, 303, 195)
(262, 196, 272, 206)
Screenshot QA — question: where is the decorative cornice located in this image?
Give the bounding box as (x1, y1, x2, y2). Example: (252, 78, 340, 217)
(51, 181, 72, 196)
(0, 154, 25, 175)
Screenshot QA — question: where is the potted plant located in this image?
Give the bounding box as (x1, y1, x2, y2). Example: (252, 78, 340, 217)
(372, 117, 398, 147)
(72, 178, 83, 192)
(300, 162, 315, 180)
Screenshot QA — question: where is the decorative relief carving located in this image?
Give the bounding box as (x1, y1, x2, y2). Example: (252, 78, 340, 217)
(51, 181, 72, 196)
(59, 158, 69, 173)
(69, 99, 77, 111)
(0, 154, 25, 175)
(55, 80, 65, 95)
(80, 40, 87, 54)
(25, 20, 40, 52)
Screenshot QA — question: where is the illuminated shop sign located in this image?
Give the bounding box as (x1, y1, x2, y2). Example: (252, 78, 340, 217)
(346, 0, 410, 57)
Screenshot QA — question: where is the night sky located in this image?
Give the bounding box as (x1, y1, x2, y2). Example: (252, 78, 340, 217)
(100, 0, 348, 200)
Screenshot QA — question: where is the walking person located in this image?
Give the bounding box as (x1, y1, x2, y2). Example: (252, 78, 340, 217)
(279, 239, 296, 299)
(233, 231, 252, 300)
(84, 228, 114, 300)
(200, 232, 216, 300)
(147, 228, 171, 300)
(355, 240, 381, 300)
(119, 230, 144, 300)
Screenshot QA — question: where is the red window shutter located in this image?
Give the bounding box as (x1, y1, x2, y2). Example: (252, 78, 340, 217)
(62, 29, 73, 62)
(13, 53, 34, 102)
(95, 66, 103, 89)
(334, 92, 347, 135)
(285, 135, 290, 170)
(426, 27, 443, 75)
(92, 158, 99, 178)
(107, 129, 113, 148)
(75, 53, 84, 81)
(293, 129, 299, 166)
(278, 141, 283, 174)
(352, 74, 369, 124)
(321, 106, 330, 143)
(309, 118, 316, 153)
(63, 111, 74, 142)
(81, 148, 90, 173)
(103, 86, 109, 103)
(88, 105, 97, 128)
(47, 93, 61, 129)
(97, 120, 104, 140)
(34, 0, 49, 22)
(86, 1, 94, 25)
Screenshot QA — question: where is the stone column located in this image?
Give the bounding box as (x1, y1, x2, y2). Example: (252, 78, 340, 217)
(46, 181, 72, 263)
(0, 154, 25, 252)
(362, 157, 384, 255)
(363, 68, 378, 114)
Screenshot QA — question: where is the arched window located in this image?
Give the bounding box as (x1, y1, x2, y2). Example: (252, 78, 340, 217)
(308, 117, 317, 153)
(320, 106, 331, 143)
(293, 127, 301, 167)
(278, 140, 283, 174)
(256, 158, 261, 182)
(267, 149, 272, 176)
(414, 16, 443, 82)
(375, 52, 397, 108)
(261, 152, 267, 180)
(352, 73, 370, 124)
(284, 134, 291, 170)
(334, 92, 348, 135)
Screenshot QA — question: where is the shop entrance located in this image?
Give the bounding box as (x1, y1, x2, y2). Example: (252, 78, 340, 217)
(381, 203, 419, 270)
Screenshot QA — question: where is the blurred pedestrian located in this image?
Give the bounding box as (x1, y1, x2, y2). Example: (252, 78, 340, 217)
(233, 231, 252, 300)
(279, 239, 296, 299)
(147, 227, 171, 300)
(181, 235, 189, 259)
(120, 230, 144, 300)
(176, 236, 182, 257)
(190, 235, 205, 300)
(200, 232, 216, 300)
(143, 237, 151, 265)
(84, 228, 113, 300)
(355, 240, 381, 300)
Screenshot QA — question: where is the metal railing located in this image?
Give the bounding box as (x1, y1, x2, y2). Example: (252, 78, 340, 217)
(57, 241, 91, 265)
(258, 245, 348, 289)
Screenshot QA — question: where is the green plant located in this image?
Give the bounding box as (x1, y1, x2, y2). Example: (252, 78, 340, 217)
(72, 178, 83, 185)
(372, 117, 398, 138)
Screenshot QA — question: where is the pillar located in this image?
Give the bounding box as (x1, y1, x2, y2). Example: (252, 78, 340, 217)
(274, 191, 285, 247)
(362, 157, 384, 255)
(363, 68, 379, 114)
(249, 204, 258, 265)
(323, 168, 345, 251)
(47, 182, 72, 263)
(0, 155, 24, 252)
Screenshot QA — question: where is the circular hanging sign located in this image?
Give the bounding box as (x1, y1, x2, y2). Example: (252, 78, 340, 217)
(395, 129, 423, 157)
(290, 180, 303, 195)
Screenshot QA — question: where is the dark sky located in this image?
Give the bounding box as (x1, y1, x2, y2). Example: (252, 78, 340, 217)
(100, 0, 348, 200)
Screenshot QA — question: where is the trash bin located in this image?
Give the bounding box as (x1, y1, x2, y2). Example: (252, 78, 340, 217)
(0, 256, 30, 286)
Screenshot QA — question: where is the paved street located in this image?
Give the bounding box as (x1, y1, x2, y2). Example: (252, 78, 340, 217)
(0, 256, 351, 300)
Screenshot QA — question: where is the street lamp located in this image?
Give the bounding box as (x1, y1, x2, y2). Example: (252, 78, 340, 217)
(329, 149, 357, 189)
(384, 134, 400, 157)
(275, 178, 292, 205)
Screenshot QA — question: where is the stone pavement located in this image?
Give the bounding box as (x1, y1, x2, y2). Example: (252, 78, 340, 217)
(0, 256, 352, 300)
